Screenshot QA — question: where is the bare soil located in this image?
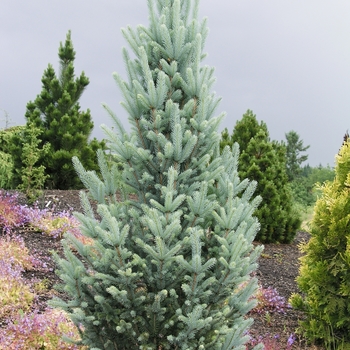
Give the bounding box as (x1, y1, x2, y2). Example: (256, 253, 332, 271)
(10, 190, 323, 349)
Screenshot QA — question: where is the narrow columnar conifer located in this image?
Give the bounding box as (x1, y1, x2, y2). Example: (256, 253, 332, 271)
(51, 1, 263, 349)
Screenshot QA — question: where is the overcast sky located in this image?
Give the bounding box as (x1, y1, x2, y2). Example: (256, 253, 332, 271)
(1, 1, 350, 167)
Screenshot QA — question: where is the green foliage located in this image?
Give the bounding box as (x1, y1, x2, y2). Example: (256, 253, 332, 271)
(0, 126, 25, 153)
(289, 164, 335, 208)
(16, 123, 50, 203)
(24, 31, 104, 190)
(284, 130, 310, 181)
(0, 151, 13, 189)
(50, 1, 264, 349)
(290, 140, 350, 348)
(303, 164, 335, 184)
(0, 259, 34, 321)
(0, 126, 26, 189)
(0, 235, 34, 271)
(221, 110, 300, 243)
(0, 123, 52, 200)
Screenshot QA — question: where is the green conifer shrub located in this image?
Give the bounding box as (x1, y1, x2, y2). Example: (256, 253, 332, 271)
(23, 31, 104, 190)
(0, 124, 50, 200)
(220, 110, 300, 243)
(290, 139, 350, 348)
(0, 126, 26, 152)
(50, 1, 263, 349)
(16, 123, 50, 203)
(0, 151, 13, 189)
(0, 126, 25, 189)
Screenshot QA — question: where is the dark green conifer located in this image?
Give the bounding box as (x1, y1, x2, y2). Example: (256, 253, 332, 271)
(50, 2, 263, 349)
(24, 31, 104, 189)
(222, 110, 300, 243)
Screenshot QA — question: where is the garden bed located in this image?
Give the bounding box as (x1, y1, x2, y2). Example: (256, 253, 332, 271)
(2, 190, 323, 349)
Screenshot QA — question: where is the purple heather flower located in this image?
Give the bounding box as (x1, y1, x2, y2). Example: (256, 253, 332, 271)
(26, 207, 81, 239)
(287, 333, 296, 348)
(252, 285, 290, 315)
(0, 308, 82, 349)
(0, 191, 31, 233)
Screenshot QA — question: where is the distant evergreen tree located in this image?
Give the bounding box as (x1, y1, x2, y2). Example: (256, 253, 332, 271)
(221, 110, 300, 243)
(50, 1, 264, 349)
(23, 31, 103, 189)
(284, 130, 310, 181)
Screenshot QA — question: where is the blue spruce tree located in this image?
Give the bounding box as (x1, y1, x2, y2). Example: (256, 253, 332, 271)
(51, 1, 263, 349)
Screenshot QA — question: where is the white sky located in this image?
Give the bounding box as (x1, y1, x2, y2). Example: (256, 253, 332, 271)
(1, 1, 350, 167)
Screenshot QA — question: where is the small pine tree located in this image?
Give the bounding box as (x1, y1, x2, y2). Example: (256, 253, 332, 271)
(221, 110, 300, 243)
(290, 139, 350, 348)
(24, 31, 104, 189)
(50, 1, 263, 349)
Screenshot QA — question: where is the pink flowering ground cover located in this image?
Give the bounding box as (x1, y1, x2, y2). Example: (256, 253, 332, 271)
(0, 190, 86, 349)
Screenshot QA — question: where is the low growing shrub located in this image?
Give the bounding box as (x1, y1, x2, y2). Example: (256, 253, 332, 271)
(27, 208, 81, 239)
(0, 234, 36, 270)
(0, 191, 29, 233)
(0, 308, 86, 350)
(0, 259, 34, 320)
(252, 285, 291, 315)
(0, 190, 90, 249)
